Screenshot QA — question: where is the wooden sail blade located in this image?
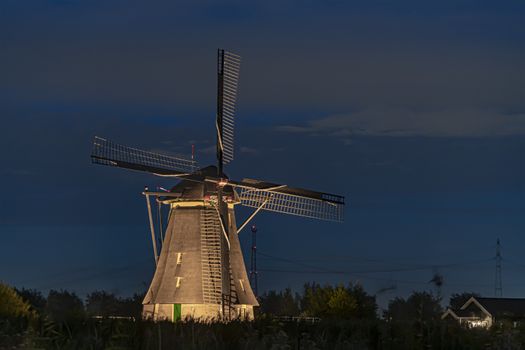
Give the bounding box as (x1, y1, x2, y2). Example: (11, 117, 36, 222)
(91, 136, 198, 176)
(226, 178, 345, 222)
(217, 49, 241, 166)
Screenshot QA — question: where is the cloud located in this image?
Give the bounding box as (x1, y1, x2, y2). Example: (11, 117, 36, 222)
(2, 1, 523, 116)
(239, 146, 259, 154)
(277, 108, 525, 138)
(277, 125, 312, 133)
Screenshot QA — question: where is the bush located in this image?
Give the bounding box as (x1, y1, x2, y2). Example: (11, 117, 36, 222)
(0, 283, 35, 319)
(0, 283, 36, 348)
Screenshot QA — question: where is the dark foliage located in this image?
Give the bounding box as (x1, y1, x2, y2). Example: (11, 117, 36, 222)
(301, 282, 377, 319)
(2, 283, 525, 349)
(257, 288, 300, 316)
(0, 283, 36, 348)
(86, 290, 144, 319)
(6, 315, 518, 349)
(449, 292, 481, 310)
(15, 287, 46, 314)
(46, 289, 85, 322)
(384, 291, 442, 323)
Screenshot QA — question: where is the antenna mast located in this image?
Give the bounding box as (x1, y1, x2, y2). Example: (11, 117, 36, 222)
(495, 238, 503, 297)
(249, 224, 258, 297)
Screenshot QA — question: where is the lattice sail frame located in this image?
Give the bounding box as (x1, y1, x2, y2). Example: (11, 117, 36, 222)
(91, 136, 198, 175)
(217, 50, 241, 164)
(238, 187, 344, 222)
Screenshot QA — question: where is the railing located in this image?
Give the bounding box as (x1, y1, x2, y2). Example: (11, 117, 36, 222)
(273, 316, 321, 324)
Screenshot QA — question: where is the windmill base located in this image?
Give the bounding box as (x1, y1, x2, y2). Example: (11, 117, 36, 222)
(142, 303, 254, 322)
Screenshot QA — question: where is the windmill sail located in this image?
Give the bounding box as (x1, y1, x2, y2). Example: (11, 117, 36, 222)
(229, 178, 345, 222)
(91, 136, 198, 176)
(217, 49, 241, 167)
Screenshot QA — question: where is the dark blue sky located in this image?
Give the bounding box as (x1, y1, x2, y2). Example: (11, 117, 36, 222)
(1, 0, 524, 309)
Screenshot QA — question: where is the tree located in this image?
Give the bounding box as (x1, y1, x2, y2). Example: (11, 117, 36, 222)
(348, 283, 377, 319)
(0, 284, 36, 349)
(383, 292, 443, 350)
(301, 282, 332, 317)
(449, 292, 480, 310)
(121, 292, 147, 319)
(86, 290, 122, 317)
(0, 283, 34, 319)
(384, 291, 442, 323)
(85, 290, 145, 318)
(258, 288, 300, 316)
(46, 290, 85, 322)
(16, 287, 46, 314)
(326, 285, 357, 318)
(300, 282, 377, 319)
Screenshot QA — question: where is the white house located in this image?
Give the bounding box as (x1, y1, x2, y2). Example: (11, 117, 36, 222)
(442, 297, 525, 329)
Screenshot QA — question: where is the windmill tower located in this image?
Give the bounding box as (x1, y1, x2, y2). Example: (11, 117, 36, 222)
(91, 49, 345, 321)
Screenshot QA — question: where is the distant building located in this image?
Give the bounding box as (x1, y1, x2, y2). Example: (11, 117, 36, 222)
(442, 297, 525, 328)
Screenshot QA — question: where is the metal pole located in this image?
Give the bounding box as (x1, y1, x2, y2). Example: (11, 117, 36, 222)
(237, 196, 271, 234)
(157, 195, 164, 243)
(145, 188, 158, 265)
(495, 238, 502, 297)
(250, 224, 258, 296)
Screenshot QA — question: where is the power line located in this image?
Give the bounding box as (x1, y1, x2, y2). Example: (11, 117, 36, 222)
(256, 268, 505, 289)
(258, 250, 494, 274)
(255, 250, 516, 291)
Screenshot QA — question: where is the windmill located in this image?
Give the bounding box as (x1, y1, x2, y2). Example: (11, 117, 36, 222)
(91, 49, 345, 321)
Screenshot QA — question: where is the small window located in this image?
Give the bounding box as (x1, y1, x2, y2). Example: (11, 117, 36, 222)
(176, 277, 182, 288)
(239, 279, 245, 292)
(176, 253, 182, 265)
